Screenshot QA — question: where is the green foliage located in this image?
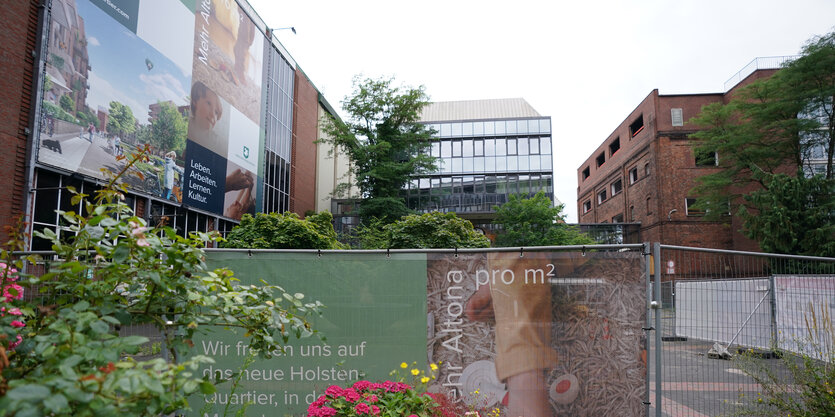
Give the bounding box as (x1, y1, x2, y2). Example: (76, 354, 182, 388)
(357, 197, 413, 225)
(493, 191, 595, 247)
(739, 173, 835, 256)
(106, 101, 137, 138)
(321, 76, 436, 225)
(150, 101, 188, 155)
(59, 94, 75, 114)
(42, 101, 80, 125)
(222, 211, 346, 250)
(0, 148, 323, 416)
(75, 107, 98, 129)
(689, 30, 835, 255)
(360, 212, 490, 249)
(733, 306, 835, 416)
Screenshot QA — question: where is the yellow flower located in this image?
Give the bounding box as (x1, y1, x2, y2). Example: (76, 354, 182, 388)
(400, 362, 408, 369)
(430, 363, 438, 371)
(421, 376, 430, 384)
(411, 368, 420, 376)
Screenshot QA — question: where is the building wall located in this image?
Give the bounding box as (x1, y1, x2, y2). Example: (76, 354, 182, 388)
(315, 104, 357, 213)
(0, 0, 39, 243)
(290, 68, 319, 216)
(577, 68, 786, 251)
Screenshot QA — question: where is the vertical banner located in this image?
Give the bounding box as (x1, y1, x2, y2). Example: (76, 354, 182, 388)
(184, 0, 264, 219)
(427, 251, 646, 417)
(190, 252, 428, 416)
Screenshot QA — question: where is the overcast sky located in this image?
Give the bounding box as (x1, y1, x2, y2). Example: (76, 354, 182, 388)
(246, 0, 835, 222)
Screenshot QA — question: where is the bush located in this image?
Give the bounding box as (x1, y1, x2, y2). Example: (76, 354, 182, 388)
(222, 211, 346, 249)
(0, 148, 323, 416)
(359, 212, 490, 249)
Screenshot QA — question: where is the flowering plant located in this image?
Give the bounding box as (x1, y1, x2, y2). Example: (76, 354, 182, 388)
(307, 380, 437, 417)
(0, 262, 25, 352)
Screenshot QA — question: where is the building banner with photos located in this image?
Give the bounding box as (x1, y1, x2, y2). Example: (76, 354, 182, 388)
(191, 251, 647, 417)
(37, 0, 265, 220)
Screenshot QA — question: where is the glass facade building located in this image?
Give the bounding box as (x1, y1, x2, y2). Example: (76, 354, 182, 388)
(406, 102, 554, 232)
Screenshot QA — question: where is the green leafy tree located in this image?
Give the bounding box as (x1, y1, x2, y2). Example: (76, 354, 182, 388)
(493, 191, 595, 247)
(690, 31, 835, 256)
(59, 94, 75, 114)
(321, 76, 436, 224)
(360, 211, 490, 249)
(151, 101, 188, 155)
(0, 148, 322, 416)
(221, 211, 346, 249)
(106, 101, 137, 139)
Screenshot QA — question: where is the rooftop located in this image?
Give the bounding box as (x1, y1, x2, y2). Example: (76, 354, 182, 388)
(419, 98, 541, 122)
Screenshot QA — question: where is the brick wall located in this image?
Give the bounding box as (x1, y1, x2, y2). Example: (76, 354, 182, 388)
(290, 68, 318, 216)
(0, 0, 39, 243)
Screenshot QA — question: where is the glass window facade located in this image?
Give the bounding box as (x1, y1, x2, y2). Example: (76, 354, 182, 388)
(406, 117, 554, 226)
(262, 44, 294, 214)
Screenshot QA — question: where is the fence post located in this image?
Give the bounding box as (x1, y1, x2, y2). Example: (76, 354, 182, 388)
(769, 274, 778, 351)
(653, 243, 663, 417)
(643, 242, 652, 417)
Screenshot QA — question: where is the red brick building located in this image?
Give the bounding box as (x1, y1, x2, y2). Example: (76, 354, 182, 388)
(577, 62, 785, 250)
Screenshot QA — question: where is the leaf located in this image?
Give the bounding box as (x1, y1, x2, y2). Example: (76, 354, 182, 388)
(43, 394, 69, 413)
(112, 244, 130, 264)
(121, 335, 150, 346)
(90, 320, 109, 334)
(199, 380, 216, 394)
(7, 384, 50, 401)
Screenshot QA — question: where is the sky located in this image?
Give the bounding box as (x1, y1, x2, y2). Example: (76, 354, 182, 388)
(246, 0, 835, 222)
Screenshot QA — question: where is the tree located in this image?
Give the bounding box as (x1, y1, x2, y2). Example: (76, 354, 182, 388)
(150, 101, 188, 155)
(59, 94, 75, 114)
(493, 191, 595, 247)
(0, 149, 322, 415)
(690, 30, 835, 256)
(107, 101, 137, 139)
(321, 76, 436, 224)
(359, 211, 490, 249)
(221, 211, 346, 250)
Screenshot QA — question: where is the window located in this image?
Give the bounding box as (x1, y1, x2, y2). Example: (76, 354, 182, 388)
(695, 149, 718, 166)
(644, 163, 650, 176)
(474, 140, 484, 156)
(629, 205, 635, 221)
(629, 167, 638, 184)
(582, 166, 590, 180)
(611, 179, 623, 196)
(686, 198, 705, 216)
(583, 200, 592, 213)
(609, 137, 620, 156)
(506, 139, 517, 155)
(612, 213, 624, 223)
(671, 108, 683, 127)
(630, 115, 645, 138)
(646, 197, 652, 215)
(596, 152, 605, 168)
(597, 189, 607, 205)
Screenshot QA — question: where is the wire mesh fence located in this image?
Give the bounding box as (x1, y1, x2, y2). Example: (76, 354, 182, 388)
(650, 244, 835, 417)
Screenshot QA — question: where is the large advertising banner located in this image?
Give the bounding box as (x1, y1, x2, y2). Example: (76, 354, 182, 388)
(192, 251, 647, 417)
(190, 252, 428, 416)
(37, 0, 265, 220)
(427, 251, 647, 417)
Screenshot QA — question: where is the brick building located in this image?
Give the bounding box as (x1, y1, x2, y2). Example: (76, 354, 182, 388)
(0, 0, 338, 248)
(576, 59, 789, 250)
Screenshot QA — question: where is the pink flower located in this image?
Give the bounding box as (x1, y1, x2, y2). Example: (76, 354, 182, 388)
(317, 407, 337, 417)
(6, 307, 22, 316)
(8, 334, 22, 350)
(2, 284, 23, 301)
(353, 403, 370, 415)
(311, 396, 327, 407)
(366, 394, 378, 403)
(409, 415, 418, 417)
(343, 388, 360, 403)
(136, 238, 150, 247)
(324, 385, 344, 398)
(353, 380, 371, 391)
(10, 320, 25, 328)
(131, 226, 148, 236)
(371, 405, 380, 415)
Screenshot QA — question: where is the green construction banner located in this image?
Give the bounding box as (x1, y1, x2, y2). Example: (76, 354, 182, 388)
(188, 251, 428, 416)
(189, 250, 647, 417)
